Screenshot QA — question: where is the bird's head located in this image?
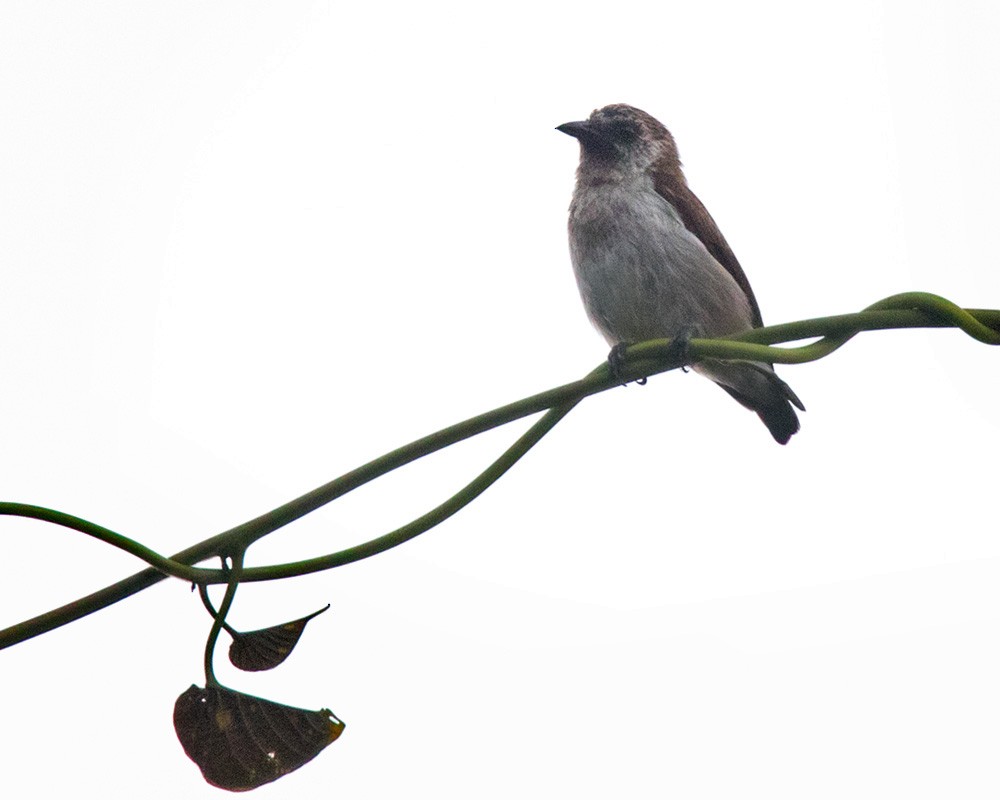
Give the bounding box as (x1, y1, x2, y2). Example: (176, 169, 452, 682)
(557, 103, 680, 180)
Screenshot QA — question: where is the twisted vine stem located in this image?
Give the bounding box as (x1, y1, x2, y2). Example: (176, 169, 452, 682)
(2, 292, 997, 650)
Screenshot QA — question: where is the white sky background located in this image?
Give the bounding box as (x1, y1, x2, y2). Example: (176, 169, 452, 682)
(2, 1, 999, 797)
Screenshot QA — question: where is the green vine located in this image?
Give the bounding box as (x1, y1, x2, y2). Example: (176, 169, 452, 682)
(2, 292, 998, 651)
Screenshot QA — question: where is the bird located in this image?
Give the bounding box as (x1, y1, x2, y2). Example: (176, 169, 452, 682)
(557, 103, 804, 444)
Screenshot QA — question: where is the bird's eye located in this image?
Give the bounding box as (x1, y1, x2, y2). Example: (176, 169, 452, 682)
(608, 120, 639, 144)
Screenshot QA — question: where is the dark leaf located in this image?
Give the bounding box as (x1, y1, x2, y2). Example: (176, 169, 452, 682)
(228, 604, 330, 672)
(173, 684, 345, 791)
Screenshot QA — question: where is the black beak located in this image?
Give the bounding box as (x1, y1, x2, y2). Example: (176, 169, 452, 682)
(556, 119, 612, 155)
(556, 120, 592, 139)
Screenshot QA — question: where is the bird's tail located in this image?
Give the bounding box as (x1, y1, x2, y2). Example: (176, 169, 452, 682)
(695, 360, 805, 445)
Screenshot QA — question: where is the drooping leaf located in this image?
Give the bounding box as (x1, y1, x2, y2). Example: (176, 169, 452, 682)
(173, 684, 345, 791)
(228, 604, 330, 672)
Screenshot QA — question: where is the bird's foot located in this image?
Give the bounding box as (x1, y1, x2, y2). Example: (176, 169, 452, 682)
(607, 343, 628, 385)
(663, 326, 697, 372)
(607, 343, 647, 386)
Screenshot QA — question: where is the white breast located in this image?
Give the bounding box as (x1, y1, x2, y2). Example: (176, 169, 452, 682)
(567, 178, 753, 346)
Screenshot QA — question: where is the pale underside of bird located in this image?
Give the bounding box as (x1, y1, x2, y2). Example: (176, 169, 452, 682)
(558, 103, 804, 444)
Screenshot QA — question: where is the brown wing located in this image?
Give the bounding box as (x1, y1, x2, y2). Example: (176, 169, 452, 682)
(652, 173, 764, 328)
